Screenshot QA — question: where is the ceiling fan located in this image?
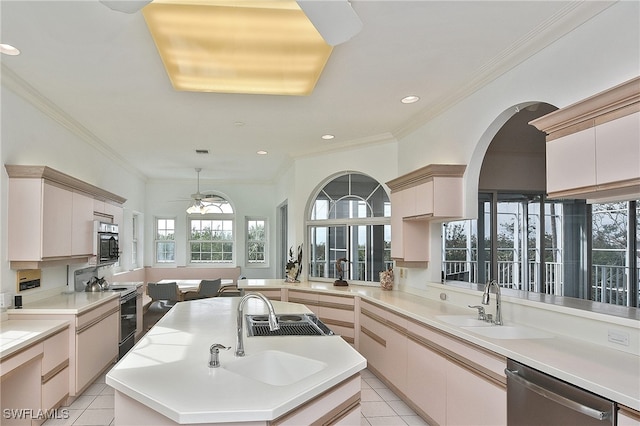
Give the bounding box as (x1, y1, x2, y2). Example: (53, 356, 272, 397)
(185, 168, 225, 214)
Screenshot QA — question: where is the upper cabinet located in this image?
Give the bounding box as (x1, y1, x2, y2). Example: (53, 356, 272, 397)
(5, 165, 126, 269)
(386, 164, 466, 265)
(530, 76, 640, 202)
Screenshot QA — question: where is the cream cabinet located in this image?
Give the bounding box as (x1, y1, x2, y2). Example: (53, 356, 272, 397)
(530, 76, 640, 201)
(5, 165, 126, 269)
(286, 290, 357, 345)
(41, 328, 70, 411)
(618, 406, 640, 426)
(10, 297, 120, 397)
(359, 299, 506, 426)
(386, 164, 466, 265)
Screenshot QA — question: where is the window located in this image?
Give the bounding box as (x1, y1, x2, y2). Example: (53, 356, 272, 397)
(155, 218, 175, 263)
(443, 196, 640, 307)
(189, 218, 234, 263)
(308, 173, 391, 284)
(131, 213, 139, 267)
(247, 218, 267, 266)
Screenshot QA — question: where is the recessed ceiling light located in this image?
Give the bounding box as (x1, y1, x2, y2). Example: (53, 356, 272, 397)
(401, 95, 420, 104)
(257, 150, 268, 155)
(0, 44, 20, 56)
(321, 134, 335, 140)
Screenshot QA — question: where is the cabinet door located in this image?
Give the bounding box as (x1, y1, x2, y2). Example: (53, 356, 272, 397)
(596, 111, 640, 185)
(406, 339, 447, 425)
(76, 310, 119, 393)
(42, 182, 73, 258)
(546, 128, 596, 195)
(72, 192, 94, 256)
(390, 191, 405, 259)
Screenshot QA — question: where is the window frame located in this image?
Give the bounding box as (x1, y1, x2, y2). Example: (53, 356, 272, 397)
(155, 217, 176, 265)
(187, 214, 235, 265)
(246, 216, 269, 268)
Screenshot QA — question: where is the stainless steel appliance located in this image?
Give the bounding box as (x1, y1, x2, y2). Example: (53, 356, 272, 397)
(108, 285, 137, 359)
(506, 359, 616, 425)
(95, 221, 119, 265)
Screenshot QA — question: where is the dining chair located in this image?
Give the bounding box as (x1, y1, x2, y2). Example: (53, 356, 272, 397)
(183, 279, 222, 300)
(145, 282, 180, 330)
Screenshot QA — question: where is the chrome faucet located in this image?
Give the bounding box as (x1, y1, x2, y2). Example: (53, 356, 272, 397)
(236, 292, 279, 357)
(209, 343, 229, 368)
(481, 280, 503, 325)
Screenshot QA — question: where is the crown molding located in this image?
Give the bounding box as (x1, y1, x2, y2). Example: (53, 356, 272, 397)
(1, 64, 146, 181)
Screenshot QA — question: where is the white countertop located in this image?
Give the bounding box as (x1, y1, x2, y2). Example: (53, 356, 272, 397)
(6, 291, 120, 315)
(239, 279, 640, 411)
(106, 297, 366, 424)
(0, 319, 70, 359)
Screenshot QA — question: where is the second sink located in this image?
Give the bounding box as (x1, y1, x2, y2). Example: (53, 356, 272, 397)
(461, 325, 554, 340)
(225, 350, 327, 386)
(436, 315, 490, 327)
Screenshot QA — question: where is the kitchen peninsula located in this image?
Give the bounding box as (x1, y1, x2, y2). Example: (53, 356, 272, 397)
(238, 279, 640, 425)
(106, 297, 366, 425)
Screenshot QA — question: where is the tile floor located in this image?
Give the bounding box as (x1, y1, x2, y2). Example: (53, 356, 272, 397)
(43, 368, 428, 426)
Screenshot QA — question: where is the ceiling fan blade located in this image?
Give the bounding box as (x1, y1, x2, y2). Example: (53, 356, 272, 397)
(297, 0, 363, 46)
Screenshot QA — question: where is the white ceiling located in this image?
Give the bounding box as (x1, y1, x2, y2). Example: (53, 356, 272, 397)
(0, 1, 615, 183)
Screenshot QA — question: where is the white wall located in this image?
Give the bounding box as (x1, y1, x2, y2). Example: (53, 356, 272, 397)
(391, 1, 640, 287)
(1, 84, 146, 300)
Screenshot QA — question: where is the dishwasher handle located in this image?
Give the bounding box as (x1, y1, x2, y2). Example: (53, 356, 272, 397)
(505, 368, 611, 421)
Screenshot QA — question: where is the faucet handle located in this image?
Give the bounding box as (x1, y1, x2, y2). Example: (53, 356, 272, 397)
(209, 343, 230, 368)
(468, 305, 486, 320)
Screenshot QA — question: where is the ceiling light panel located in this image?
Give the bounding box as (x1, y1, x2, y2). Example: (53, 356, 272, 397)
(143, 0, 333, 95)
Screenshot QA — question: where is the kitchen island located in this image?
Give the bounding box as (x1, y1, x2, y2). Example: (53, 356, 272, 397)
(106, 296, 366, 425)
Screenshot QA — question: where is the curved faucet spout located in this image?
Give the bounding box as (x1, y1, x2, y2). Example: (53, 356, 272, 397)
(236, 293, 280, 357)
(481, 280, 503, 326)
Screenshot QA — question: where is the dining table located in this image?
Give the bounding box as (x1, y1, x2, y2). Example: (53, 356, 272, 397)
(157, 279, 235, 296)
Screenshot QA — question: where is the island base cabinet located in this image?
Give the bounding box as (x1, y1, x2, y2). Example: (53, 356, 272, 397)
(1, 348, 42, 426)
(113, 374, 361, 426)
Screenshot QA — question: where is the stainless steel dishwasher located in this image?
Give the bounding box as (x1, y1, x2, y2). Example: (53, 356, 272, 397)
(506, 359, 616, 425)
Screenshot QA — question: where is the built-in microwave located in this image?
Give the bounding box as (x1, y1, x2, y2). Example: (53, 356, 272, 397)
(95, 221, 119, 265)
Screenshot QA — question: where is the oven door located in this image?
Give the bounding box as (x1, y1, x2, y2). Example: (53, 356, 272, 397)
(98, 232, 119, 264)
(119, 291, 137, 357)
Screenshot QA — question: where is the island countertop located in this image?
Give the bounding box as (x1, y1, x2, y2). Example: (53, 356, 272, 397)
(106, 297, 366, 424)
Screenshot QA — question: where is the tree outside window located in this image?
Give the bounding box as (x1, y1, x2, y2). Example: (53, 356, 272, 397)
(155, 218, 175, 263)
(247, 218, 267, 266)
(189, 218, 234, 263)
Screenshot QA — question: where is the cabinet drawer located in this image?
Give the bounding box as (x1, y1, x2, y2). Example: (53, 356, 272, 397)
(42, 328, 69, 375)
(42, 366, 69, 410)
(77, 298, 119, 330)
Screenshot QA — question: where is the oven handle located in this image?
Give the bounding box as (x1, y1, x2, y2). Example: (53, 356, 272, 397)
(505, 369, 610, 421)
(121, 291, 137, 303)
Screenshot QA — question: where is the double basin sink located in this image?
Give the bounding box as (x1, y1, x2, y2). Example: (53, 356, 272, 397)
(245, 313, 335, 337)
(435, 315, 554, 340)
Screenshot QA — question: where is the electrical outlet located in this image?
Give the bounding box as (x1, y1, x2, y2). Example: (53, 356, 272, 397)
(0, 293, 12, 308)
(608, 330, 629, 346)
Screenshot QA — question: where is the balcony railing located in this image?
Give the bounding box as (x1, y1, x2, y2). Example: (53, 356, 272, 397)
(443, 260, 639, 306)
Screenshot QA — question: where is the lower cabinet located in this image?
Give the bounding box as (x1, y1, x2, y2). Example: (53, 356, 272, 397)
(618, 406, 640, 426)
(287, 290, 357, 345)
(0, 325, 70, 426)
(359, 299, 507, 426)
(10, 297, 120, 397)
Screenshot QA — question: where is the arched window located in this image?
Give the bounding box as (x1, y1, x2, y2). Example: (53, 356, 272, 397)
(308, 173, 391, 284)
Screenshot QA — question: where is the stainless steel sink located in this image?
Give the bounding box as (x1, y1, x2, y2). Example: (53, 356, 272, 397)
(246, 313, 335, 336)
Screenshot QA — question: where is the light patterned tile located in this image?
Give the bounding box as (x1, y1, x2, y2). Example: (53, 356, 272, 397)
(72, 408, 114, 426)
(363, 376, 387, 389)
(375, 387, 401, 401)
(389, 399, 416, 416)
(361, 401, 397, 418)
(401, 415, 430, 425)
(88, 395, 114, 410)
(361, 369, 376, 379)
(67, 395, 97, 410)
(361, 388, 384, 402)
(361, 416, 372, 426)
(366, 416, 408, 425)
(41, 409, 82, 426)
(81, 383, 107, 396)
(100, 386, 115, 396)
